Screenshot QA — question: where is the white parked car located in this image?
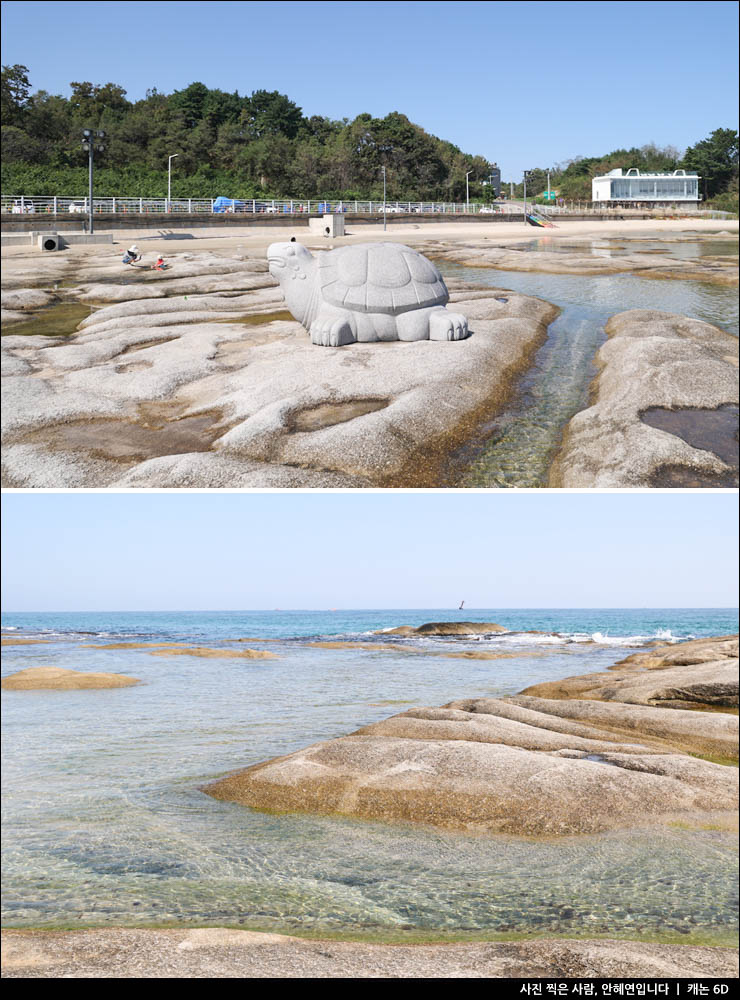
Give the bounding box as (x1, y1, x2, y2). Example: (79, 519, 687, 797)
(479, 206, 499, 214)
(68, 202, 87, 213)
(377, 205, 406, 213)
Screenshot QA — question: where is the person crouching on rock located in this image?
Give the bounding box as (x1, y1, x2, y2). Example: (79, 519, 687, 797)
(122, 245, 141, 265)
(151, 256, 166, 271)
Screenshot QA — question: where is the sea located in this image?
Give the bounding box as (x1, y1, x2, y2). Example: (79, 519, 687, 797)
(2, 608, 738, 941)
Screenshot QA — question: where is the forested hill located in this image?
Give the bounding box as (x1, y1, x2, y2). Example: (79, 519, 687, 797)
(1, 68, 493, 200)
(2, 65, 737, 210)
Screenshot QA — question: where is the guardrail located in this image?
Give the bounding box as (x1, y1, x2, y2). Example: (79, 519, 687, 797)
(2, 195, 519, 216)
(3, 195, 729, 219)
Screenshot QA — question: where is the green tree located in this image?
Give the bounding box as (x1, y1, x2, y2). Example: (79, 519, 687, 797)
(244, 90, 303, 139)
(1, 64, 31, 126)
(682, 128, 739, 200)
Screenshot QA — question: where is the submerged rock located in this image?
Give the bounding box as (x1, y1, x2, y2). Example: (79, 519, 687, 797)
(1, 637, 49, 645)
(1, 667, 140, 690)
(83, 642, 276, 659)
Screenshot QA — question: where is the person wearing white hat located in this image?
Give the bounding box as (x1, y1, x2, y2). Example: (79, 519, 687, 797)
(122, 244, 141, 265)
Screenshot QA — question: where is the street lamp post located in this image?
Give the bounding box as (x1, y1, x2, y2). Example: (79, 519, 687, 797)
(81, 128, 106, 235)
(381, 166, 387, 232)
(167, 154, 179, 213)
(523, 170, 530, 222)
(465, 170, 473, 213)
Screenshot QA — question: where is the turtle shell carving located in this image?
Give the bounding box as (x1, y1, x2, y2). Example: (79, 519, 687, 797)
(317, 242, 449, 314)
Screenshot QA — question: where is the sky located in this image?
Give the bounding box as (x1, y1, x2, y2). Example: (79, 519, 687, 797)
(1, 492, 737, 611)
(2, 0, 738, 180)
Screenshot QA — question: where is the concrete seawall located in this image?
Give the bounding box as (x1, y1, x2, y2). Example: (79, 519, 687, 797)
(1, 211, 658, 233)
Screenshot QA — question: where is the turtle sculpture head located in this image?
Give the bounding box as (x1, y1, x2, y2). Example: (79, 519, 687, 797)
(267, 242, 318, 328)
(267, 241, 470, 347)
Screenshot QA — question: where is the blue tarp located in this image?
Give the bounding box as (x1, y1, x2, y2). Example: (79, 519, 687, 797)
(212, 196, 246, 213)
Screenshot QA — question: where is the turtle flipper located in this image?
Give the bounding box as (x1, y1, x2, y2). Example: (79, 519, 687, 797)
(310, 312, 356, 347)
(429, 309, 469, 342)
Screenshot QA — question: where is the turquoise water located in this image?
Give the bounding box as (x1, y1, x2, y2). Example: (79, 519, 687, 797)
(438, 255, 738, 487)
(2, 609, 738, 939)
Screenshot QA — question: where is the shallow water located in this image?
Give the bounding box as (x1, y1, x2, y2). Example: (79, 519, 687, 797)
(519, 236, 739, 260)
(1, 301, 93, 338)
(2, 608, 738, 940)
(438, 252, 738, 487)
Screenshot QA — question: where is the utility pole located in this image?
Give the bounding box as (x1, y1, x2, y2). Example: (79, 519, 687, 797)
(465, 170, 472, 213)
(81, 128, 106, 235)
(167, 154, 179, 213)
(523, 170, 530, 222)
(381, 166, 387, 232)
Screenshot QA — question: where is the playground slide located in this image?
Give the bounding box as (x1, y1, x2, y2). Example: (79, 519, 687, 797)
(526, 213, 556, 228)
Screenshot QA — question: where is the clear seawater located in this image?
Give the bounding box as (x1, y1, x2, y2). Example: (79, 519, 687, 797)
(437, 234, 738, 487)
(2, 608, 738, 941)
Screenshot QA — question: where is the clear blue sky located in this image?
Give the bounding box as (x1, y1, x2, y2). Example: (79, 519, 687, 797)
(2, 492, 737, 611)
(2, 1, 738, 180)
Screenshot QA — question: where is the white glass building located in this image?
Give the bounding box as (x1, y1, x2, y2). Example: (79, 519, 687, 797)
(592, 168, 700, 205)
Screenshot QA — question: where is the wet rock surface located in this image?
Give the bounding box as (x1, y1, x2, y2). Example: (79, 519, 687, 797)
(3, 928, 737, 979)
(551, 311, 739, 487)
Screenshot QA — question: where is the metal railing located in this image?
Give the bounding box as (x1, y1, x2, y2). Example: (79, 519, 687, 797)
(4, 195, 728, 218)
(2, 194, 516, 216)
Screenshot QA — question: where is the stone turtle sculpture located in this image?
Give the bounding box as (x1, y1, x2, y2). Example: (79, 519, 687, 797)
(267, 241, 470, 346)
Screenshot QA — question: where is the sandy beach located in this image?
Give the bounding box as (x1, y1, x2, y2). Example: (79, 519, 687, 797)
(3, 216, 732, 257)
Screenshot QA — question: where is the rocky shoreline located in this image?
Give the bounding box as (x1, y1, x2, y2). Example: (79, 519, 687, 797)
(2, 223, 736, 489)
(204, 634, 739, 834)
(1, 245, 556, 488)
(2, 928, 737, 979)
